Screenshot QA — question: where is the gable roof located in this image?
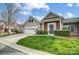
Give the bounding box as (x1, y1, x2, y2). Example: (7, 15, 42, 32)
(63, 17, 79, 23)
(42, 12, 64, 21)
(23, 16, 40, 25)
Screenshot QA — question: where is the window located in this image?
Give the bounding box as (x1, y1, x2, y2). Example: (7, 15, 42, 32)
(29, 19, 33, 23)
(31, 19, 33, 22)
(63, 25, 70, 30)
(70, 24, 75, 32)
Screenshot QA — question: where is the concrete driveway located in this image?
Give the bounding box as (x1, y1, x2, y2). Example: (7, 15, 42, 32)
(0, 34, 30, 55)
(0, 34, 31, 44)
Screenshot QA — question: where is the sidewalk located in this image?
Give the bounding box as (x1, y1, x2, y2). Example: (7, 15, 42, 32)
(0, 34, 52, 55)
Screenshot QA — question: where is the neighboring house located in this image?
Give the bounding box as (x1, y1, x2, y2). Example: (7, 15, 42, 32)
(0, 20, 5, 32)
(0, 20, 21, 33)
(41, 12, 64, 34)
(23, 16, 40, 34)
(63, 18, 79, 35)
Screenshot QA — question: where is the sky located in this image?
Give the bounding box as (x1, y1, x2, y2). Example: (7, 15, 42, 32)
(0, 3, 79, 24)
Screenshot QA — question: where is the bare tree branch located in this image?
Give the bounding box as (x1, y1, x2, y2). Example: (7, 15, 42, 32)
(1, 3, 21, 34)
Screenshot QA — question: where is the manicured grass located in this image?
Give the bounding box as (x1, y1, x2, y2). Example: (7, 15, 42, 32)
(16, 36, 79, 55)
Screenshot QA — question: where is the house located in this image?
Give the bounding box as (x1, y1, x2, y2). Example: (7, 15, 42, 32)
(0, 19, 22, 33)
(63, 18, 79, 35)
(23, 12, 79, 35)
(41, 12, 64, 34)
(0, 20, 5, 32)
(23, 16, 40, 34)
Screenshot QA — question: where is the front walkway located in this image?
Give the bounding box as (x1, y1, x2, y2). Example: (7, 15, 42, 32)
(0, 34, 52, 55)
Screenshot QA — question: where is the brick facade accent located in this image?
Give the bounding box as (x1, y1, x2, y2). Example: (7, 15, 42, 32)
(44, 22, 48, 31)
(55, 21, 60, 29)
(44, 21, 60, 31)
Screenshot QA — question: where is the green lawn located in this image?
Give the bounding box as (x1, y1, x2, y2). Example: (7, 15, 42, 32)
(16, 36, 79, 55)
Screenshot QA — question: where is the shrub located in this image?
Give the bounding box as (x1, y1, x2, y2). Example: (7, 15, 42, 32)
(54, 30, 70, 36)
(0, 32, 7, 37)
(36, 30, 48, 35)
(14, 29, 22, 34)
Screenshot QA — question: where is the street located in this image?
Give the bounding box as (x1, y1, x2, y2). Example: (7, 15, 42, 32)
(0, 43, 26, 55)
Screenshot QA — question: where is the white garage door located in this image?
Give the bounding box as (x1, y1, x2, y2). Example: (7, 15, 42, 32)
(24, 27, 38, 34)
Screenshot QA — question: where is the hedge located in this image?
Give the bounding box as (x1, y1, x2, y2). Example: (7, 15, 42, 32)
(54, 30, 70, 36)
(0, 32, 7, 37)
(15, 30, 22, 34)
(36, 30, 48, 35)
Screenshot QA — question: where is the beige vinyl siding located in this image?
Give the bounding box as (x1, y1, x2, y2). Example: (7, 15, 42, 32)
(24, 19, 40, 28)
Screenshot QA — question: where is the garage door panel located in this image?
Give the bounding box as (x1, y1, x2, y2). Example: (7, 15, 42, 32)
(24, 27, 38, 34)
(24, 30, 36, 34)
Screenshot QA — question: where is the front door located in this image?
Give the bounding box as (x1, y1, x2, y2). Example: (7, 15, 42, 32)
(48, 23, 56, 34)
(49, 25, 54, 34)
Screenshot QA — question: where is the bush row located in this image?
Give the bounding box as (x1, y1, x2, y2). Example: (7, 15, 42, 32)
(54, 30, 70, 36)
(36, 30, 48, 35)
(36, 30, 70, 36)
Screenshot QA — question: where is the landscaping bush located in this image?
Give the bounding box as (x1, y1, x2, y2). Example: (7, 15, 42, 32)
(14, 29, 22, 34)
(36, 30, 48, 35)
(54, 30, 70, 36)
(0, 32, 7, 37)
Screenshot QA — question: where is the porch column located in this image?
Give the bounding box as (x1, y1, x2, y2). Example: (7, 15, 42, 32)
(60, 19, 62, 30)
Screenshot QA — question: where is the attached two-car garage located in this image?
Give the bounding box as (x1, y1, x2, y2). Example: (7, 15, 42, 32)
(24, 27, 39, 34)
(23, 16, 40, 34)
